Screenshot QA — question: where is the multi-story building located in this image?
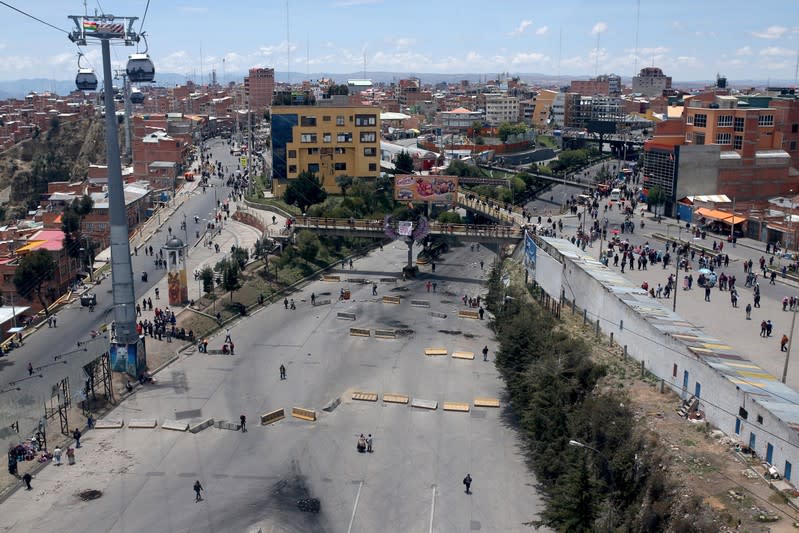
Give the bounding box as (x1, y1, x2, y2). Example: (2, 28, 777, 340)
(270, 102, 382, 196)
(244, 67, 275, 112)
(531, 89, 558, 128)
(569, 78, 610, 96)
(437, 107, 484, 130)
(632, 67, 672, 97)
(484, 93, 519, 125)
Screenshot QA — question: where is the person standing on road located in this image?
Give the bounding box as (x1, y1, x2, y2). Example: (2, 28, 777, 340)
(154, 288, 160, 300)
(704, 286, 711, 302)
(482, 346, 489, 361)
(781, 334, 790, 352)
(366, 434, 373, 453)
(284, 297, 289, 310)
(240, 415, 246, 432)
(73, 428, 81, 448)
(478, 306, 485, 320)
(22, 473, 32, 490)
(224, 327, 232, 344)
(280, 364, 286, 380)
(27, 362, 33, 376)
(746, 303, 752, 320)
(193, 480, 204, 502)
(463, 473, 472, 494)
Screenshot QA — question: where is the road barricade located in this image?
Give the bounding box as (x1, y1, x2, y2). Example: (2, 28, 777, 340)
(411, 300, 431, 308)
(260, 409, 285, 425)
(350, 327, 371, 337)
(161, 419, 190, 432)
(474, 397, 500, 408)
(430, 311, 447, 318)
(337, 312, 356, 320)
(94, 419, 124, 429)
(382, 295, 401, 305)
(291, 407, 317, 421)
(189, 418, 215, 433)
(425, 347, 448, 356)
(352, 391, 378, 402)
(458, 310, 480, 319)
(411, 398, 438, 410)
(374, 329, 396, 339)
(322, 275, 340, 282)
(452, 351, 475, 360)
(128, 418, 157, 429)
(443, 402, 470, 412)
(383, 393, 409, 404)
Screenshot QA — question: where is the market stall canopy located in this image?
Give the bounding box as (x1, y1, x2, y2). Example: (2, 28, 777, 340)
(695, 207, 746, 225)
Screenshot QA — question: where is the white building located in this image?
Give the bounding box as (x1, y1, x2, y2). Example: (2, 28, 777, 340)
(437, 107, 484, 129)
(484, 93, 519, 125)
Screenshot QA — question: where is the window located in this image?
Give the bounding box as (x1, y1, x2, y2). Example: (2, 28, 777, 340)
(364, 147, 377, 156)
(369, 163, 377, 171)
(307, 147, 319, 155)
(334, 162, 347, 171)
(288, 164, 297, 173)
(337, 132, 352, 143)
(686, 114, 694, 125)
(695, 133, 705, 145)
(335, 147, 346, 154)
(791, 141, 797, 151)
(85, 222, 94, 232)
(288, 150, 297, 158)
(355, 114, 377, 126)
(672, 364, 677, 378)
(685, 132, 693, 142)
(757, 414, 764, 424)
(792, 123, 798, 133)
(715, 132, 731, 145)
(694, 114, 707, 127)
(300, 116, 317, 127)
(734, 135, 743, 149)
(360, 131, 377, 143)
(308, 163, 320, 173)
(323, 133, 331, 143)
(336, 115, 345, 126)
(734, 117, 745, 132)
(758, 114, 774, 126)
(300, 133, 317, 143)
(717, 115, 733, 127)
(323, 115, 331, 122)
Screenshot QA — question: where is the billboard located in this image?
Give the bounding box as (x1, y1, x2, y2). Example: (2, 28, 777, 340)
(394, 175, 458, 203)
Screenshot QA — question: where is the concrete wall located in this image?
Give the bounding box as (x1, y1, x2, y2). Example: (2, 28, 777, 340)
(538, 236, 799, 480)
(675, 145, 719, 200)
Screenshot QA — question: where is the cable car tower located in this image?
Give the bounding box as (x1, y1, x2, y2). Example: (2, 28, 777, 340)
(67, 14, 151, 377)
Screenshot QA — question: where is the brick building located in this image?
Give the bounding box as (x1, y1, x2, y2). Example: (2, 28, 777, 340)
(244, 67, 275, 112)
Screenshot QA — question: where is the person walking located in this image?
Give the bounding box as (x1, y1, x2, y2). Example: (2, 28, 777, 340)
(781, 334, 790, 352)
(53, 446, 62, 466)
(290, 299, 296, 310)
(193, 480, 204, 502)
(463, 473, 472, 494)
(366, 434, 373, 453)
(72, 428, 81, 448)
(482, 345, 489, 361)
(224, 327, 232, 344)
(154, 288, 160, 300)
(27, 362, 33, 376)
(767, 320, 774, 337)
(66, 447, 75, 465)
(372, 283, 377, 296)
(284, 297, 289, 310)
(480, 260, 484, 270)
(704, 286, 711, 302)
(279, 364, 286, 380)
(311, 293, 316, 305)
(239, 415, 246, 433)
(22, 472, 32, 490)
(478, 306, 485, 320)
(745, 303, 752, 320)
(761, 320, 768, 337)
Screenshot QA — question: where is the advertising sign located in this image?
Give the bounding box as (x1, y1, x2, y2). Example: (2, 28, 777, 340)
(398, 221, 413, 236)
(394, 175, 458, 203)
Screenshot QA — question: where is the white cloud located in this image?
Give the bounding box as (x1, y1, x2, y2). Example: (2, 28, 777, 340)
(511, 52, 547, 65)
(535, 26, 549, 36)
(591, 22, 608, 35)
(509, 20, 533, 37)
(751, 25, 787, 39)
(393, 37, 416, 49)
(736, 46, 753, 56)
(760, 46, 794, 57)
(675, 56, 700, 67)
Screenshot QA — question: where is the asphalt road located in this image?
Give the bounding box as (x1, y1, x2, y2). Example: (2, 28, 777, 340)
(0, 138, 236, 432)
(0, 238, 547, 532)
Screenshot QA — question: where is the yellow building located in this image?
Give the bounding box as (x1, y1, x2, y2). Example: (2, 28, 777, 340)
(531, 89, 558, 128)
(271, 102, 382, 196)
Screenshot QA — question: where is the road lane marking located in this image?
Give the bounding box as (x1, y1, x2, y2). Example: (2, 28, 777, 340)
(429, 485, 436, 533)
(347, 480, 363, 533)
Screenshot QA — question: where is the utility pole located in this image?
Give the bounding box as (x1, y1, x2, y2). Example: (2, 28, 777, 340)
(114, 70, 133, 163)
(68, 15, 144, 373)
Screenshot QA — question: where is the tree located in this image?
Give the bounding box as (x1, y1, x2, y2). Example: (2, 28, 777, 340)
(335, 175, 354, 196)
(296, 230, 321, 262)
(327, 84, 349, 96)
(498, 122, 527, 142)
(647, 186, 666, 214)
(438, 211, 462, 224)
(13, 250, 56, 315)
(220, 259, 241, 300)
(394, 151, 414, 174)
(470, 120, 484, 135)
(231, 246, 249, 269)
(200, 266, 214, 296)
(283, 171, 327, 212)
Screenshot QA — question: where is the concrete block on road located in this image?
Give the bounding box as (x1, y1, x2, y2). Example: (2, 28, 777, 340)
(189, 418, 215, 433)
(291, 407, 317, 421)
(411, 398, 438, 410)
(260, 409, 284, 426)
(424, 347, 448, 356)
(374, 329, 396, 339)
(214, 420, 241, 431)
(458, 310, 480, 319)
(430, 311, 448, 318)
(313, 299, 331, 306)
(474, 397, 501, 408)
(452, 351, 475, 360)
(443, 402, 470, 412)
(382, 295, 401, 305)
(349, 327, 371, 337)
(383, 393, 409, 404)
(352, 391, 378, 402)
(411, 300, 431, 308)
(128, 418, 158, 429)
(379, 277, 398, 283)
(161, 419, 190, 432)
(347, 277, 367, 284)
(337, 312, 357, 321)
(322, 275, 340, 282)
(94, 419, 124, 429)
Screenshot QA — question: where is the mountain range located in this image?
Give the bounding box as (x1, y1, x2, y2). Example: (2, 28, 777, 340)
(0, 72, 794, 100)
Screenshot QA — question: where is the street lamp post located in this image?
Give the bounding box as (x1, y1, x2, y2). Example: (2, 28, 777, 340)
(673, 225, 682, 313)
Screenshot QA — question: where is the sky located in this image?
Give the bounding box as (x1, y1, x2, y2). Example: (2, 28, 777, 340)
(0, 0, 797, 83)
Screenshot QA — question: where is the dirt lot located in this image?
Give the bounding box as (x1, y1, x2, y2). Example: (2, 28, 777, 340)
(564, 309, 799, 532)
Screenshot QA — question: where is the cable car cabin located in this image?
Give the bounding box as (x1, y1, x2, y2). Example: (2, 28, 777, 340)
(129, 90, 145, 104)
(126, 53, 155, 83)
(75, 69, 98, 91)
